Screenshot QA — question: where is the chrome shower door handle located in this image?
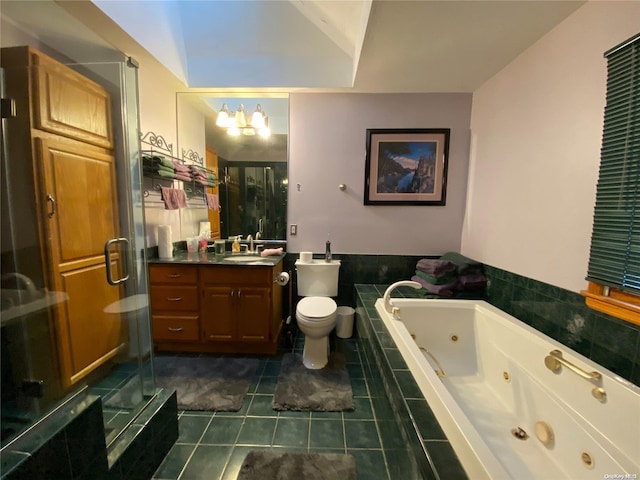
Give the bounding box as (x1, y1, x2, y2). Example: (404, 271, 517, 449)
(104, 237, 131, 286)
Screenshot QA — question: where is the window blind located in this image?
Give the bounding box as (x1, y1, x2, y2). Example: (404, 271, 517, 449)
(587, 33, 640, 293)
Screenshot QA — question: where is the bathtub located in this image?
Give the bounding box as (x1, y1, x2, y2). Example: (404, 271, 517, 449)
(374, 298, 640, 480)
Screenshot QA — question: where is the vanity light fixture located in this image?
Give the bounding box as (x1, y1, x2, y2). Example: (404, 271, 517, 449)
(216, 103, 270, 137)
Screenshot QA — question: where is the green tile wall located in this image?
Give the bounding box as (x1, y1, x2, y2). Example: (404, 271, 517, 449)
(286, 252, 640, 387)
(483, 265, 640, 387)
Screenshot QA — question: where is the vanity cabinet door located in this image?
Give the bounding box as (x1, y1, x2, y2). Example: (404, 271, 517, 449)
(201, 285, 235, 342)
(235, 287, 270, 342)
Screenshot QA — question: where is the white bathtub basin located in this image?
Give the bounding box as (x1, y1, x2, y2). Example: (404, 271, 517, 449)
(375, 298, 640, 479)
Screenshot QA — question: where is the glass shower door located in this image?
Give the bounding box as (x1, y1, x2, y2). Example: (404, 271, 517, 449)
(0, 52, 154, 448)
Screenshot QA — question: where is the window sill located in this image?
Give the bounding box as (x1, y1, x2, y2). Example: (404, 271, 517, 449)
(581, 282, 640, 326)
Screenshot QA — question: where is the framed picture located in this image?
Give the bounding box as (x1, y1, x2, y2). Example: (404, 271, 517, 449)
(364, 128, 450, 205)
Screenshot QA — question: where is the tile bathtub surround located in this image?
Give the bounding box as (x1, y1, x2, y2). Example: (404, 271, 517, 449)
(354, 284, 467, 480)
(483, 265, 640, 387)
(151, 335, 420, 480)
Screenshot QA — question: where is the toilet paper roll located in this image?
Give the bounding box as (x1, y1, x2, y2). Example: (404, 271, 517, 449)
(158, 225, 173, 259)
(300, 251, 313, 263)
(276, 271, 290, 286)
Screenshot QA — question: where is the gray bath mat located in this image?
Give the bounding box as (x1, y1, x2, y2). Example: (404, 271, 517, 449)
(272, 352, 354, 411)
(237, 451, 356, 480)
(106, 356, 259, 411)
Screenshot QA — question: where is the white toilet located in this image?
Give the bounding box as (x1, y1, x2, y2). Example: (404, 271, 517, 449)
(295, 259, 341, 369)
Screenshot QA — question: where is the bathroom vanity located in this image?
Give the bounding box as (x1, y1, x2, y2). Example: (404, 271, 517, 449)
(149, 252, 284, 355)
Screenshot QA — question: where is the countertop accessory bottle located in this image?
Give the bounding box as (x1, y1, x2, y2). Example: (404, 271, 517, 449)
(325, 240, 332, 262)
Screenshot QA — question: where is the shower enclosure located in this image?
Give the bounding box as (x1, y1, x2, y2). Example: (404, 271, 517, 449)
(218, 162, 288, 240)
(0, 51, 155, 450)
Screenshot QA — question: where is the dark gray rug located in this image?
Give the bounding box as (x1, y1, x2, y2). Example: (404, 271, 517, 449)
(272, 352, 354, 411)
(237, 451, 357, 480)
(106, 356, 259, 411)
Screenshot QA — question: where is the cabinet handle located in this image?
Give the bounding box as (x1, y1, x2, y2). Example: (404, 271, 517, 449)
(167, 327, 184, 332)
(167, 274, 181, 278)
(166, 297, 182, 301)
(46, 194, 56, 218)
(237, 289, 242, 301)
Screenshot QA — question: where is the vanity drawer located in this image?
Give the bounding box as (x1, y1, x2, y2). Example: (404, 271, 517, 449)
(151, 285, 198, 311)
(150, 265, 198, 285)
(153, 315, 199, 342)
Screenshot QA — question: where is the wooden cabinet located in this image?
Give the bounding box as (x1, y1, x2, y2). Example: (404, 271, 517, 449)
(1, 46, 124, 389)
(149, 265, 200, 343)
(206, 147, 221, 240)
(149, 261, 283, 355)
(200, 266, 272, 343)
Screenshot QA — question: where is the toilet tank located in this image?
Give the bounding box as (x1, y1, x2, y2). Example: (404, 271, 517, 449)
(295, 259, 341, 296)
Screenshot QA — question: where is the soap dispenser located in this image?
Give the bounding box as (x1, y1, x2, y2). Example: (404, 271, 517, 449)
(232, 235, 241, 253)
(325, 239, 332, 262)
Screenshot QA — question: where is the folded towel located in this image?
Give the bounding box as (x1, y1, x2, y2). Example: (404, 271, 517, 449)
(440, 252, 483, 274)
(160, 186, 187, 210)
(411, 275, 456, 297)
(261, 247, 283, 257)
(456, 273, 487, 289)
(206, 193, 219, 211)
(175, 172, 192, 182)
(142, 155, 174, 170)
(144, 165, 177, 179)
(171, 160, 190, 173)
(416, 258, 457, 277)
(414, 270, 458, 286)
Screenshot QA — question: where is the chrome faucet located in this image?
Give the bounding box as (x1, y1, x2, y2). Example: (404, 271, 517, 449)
(247, 234, 254, 253)
(383, 280, 422, 316)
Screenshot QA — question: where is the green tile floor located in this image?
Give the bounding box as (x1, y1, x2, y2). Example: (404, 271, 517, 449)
(151, 332, 417, 480)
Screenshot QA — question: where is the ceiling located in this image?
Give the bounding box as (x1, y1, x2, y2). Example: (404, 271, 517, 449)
(1, 0, 585, 94)
(92, 0, 585, 92)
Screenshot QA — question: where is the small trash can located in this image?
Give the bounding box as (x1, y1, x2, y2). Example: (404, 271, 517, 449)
(336, 306, 355, 338)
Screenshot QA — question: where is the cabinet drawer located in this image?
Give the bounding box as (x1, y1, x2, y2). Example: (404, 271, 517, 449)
(150, 265, 198, 285)
(153, 315, 199, 342)
(151, 285, 198, 311)
(200, 266, 272, 285)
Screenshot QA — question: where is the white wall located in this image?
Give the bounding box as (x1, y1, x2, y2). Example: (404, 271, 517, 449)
(288, 93, 472, 254)
(138, 57, 208, 247)
(462, 1, 640, 293)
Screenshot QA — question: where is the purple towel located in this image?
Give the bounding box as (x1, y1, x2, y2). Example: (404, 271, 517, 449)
(416, 259, 457, 277)
(160, 186, 187, 210)
(206, 193, 219, 211)
(456, 274, 487, 290)
(172, 160, 190, 173)
(412, 275, 456, 297)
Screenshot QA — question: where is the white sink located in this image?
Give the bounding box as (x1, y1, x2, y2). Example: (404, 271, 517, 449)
(222, 255, 272, 264)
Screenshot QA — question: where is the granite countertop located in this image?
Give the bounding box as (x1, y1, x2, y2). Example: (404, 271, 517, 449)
(148, 251, 286, 267)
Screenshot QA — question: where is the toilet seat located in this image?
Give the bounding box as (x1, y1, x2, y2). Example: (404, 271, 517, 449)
(297, 296, 337, 319)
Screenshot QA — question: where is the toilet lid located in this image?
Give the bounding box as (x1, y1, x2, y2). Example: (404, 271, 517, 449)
(297, 296, 337, 318)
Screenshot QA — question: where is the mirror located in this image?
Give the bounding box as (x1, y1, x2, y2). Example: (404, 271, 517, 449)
(177, 93, 288, 240)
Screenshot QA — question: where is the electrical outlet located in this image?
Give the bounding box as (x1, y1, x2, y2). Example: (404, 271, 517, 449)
(290, 224, 297, 235)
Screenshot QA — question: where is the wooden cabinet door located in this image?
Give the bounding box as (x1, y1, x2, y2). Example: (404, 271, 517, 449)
(236, 287, 271, 342)
(206, 147, 221, 240)
(201, 285, 235, 342)
(36, 137, 125, 387)
(32, 48, 114, 149)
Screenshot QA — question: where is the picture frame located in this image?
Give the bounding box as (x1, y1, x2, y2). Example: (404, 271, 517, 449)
(364, 128, 450, 205)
